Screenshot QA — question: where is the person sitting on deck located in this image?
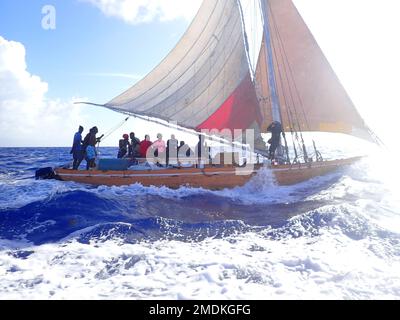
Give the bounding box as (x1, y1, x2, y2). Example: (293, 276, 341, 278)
(178, 141, 192, 157)
(178, 141, 194, 166)
(118, 134, 131, 159)
(166, 134, 179, 166)
(152, 134, 166, 157)
(151, 133, 166, 166)
(70, 125, 84, 170)
(267, 121, 284, 160)
(129, 132, 141, 158)
(140, 135, 152, 159)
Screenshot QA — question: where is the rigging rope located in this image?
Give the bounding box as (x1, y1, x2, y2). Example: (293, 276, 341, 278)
(269, 5, 325, 161)
(268, 8, 304, 165)
(268, 3, 315, 162)
(101, 116, 130, 143)
(266, 1, 304, 163)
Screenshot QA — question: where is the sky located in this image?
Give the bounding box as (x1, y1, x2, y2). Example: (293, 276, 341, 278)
(0, 0, 399, 147)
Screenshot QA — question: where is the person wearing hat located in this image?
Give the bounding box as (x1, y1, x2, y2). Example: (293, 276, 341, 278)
(70, 125, 84, 170)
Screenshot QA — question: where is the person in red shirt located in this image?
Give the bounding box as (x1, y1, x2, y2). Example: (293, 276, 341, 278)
(140, 135, 153, 159)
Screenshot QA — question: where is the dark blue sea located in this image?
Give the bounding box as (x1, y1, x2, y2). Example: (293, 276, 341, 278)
(1, 139, 399, 299)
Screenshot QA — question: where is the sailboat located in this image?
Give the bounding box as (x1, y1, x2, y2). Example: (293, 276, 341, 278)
(53, 0, 377, 189)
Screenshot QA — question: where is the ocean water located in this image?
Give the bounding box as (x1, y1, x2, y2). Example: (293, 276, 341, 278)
(0, 141, 400, 299)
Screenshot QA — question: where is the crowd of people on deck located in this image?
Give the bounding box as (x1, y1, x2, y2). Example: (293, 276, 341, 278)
(70, 125, 203, 170)
(70, 120, 284, 170)
(116, 132, 198, 167)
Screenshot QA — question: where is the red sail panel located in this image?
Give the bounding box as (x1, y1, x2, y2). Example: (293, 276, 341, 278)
(197, 74, 262, 135)
(256, 0, 374, 142)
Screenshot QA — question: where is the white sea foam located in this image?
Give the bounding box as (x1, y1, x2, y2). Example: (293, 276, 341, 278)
(0, 213, 399, 299)
(82, 167, 339, 206)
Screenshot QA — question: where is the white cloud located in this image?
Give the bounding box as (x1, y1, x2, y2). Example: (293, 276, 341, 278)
(0, 36, 85, 147)
(82, 0, 202, 24)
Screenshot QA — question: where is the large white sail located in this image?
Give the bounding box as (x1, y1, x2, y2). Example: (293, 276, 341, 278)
(106, 0, 263, 135)
(105, 0, 376, 146)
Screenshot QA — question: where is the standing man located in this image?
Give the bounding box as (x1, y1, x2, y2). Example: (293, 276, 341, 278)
(83, 126, 101, 170)
(70, 126, 84, 170)
(267, 121, 284, 160)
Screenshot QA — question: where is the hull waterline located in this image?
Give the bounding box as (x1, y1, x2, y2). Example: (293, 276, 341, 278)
(54, 157, 362, 190)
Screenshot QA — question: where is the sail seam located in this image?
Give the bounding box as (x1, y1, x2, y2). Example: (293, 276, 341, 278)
(144, 3, 243, 118)
(107, 0, 224, 107)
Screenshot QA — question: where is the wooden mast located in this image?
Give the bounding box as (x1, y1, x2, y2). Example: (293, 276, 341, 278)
(259, 0, 281, 123)
(259, 0, 291, 162)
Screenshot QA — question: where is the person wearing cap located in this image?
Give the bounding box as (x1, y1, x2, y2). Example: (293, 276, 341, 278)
(117, 134, 131, 159)
(70, 125, 84, 170)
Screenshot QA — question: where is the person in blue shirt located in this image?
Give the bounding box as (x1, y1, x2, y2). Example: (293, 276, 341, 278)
(70, 126, 84, 170)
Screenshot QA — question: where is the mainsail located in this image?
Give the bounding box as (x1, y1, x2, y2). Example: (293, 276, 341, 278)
(255, 0, 374, 142)
(104, 0, 376, 149)
(106, 0, 263, 139)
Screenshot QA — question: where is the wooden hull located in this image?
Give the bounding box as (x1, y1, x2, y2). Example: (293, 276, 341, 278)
(54, 157, 362, 190)
(271, 156, 362, 185)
